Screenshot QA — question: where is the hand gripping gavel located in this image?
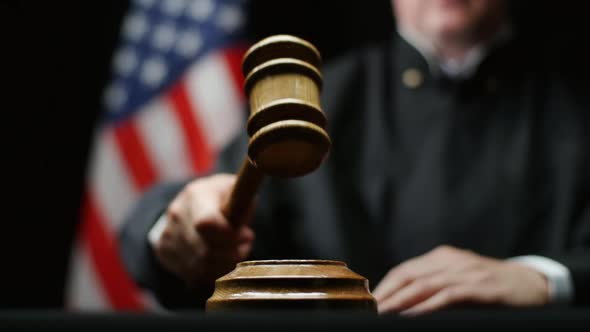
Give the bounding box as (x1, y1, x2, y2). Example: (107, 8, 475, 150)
(221, 34, 331, 226)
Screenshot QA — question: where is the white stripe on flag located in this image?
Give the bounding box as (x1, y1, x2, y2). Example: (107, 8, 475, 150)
(89, 129, 137, 230)
(184, 51, 245, 151)
(65, 242, 109, 310)
(135, 97, 193, 180)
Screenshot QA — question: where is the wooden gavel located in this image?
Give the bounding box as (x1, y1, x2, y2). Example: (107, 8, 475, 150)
(207, 35, 376, 313)
(221, 35, 331, 226)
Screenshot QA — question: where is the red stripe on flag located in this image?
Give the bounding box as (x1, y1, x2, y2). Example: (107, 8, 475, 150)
(113, 121, 158, 191)
(80, 192, 145, 310)
(222, 45, 248, 103)
(168, 81, 214, 173)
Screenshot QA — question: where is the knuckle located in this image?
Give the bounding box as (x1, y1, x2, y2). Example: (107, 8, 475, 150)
(199, 209, 221, 222)
(433, 245, 453, 255)
(168, 214, 183, 227)
(195, 211, 224, 230)
(460, 249, 479, 261)
(186, 182, 210, 202)
(167, 201, 182, 217)
(210, 173, 236, 185)
(465, 259, 485, 272)
(159, 228, 175, 243)
(185, 180, 203, 193)
(437, 244, 452, 251)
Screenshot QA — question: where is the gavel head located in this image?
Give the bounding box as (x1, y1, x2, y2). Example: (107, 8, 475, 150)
(242, 35, 331, 178)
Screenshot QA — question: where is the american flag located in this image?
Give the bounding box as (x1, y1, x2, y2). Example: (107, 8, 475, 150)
(65, 0, 250, 311)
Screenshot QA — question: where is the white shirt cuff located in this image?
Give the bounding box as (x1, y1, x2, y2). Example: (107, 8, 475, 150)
(148, 212, 168, 248)
(508, 255, 574, 304)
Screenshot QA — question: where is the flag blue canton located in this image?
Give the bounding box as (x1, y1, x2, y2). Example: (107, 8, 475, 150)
(103, 0, 248, 124)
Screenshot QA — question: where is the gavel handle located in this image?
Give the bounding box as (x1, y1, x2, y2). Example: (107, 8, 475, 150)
(221, 158, 264, 227)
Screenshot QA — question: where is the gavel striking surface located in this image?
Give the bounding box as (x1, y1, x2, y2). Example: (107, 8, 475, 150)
(210, 35, 376, 313)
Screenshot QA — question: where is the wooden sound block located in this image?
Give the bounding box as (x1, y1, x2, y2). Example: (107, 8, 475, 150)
(206, 260, 377, 312)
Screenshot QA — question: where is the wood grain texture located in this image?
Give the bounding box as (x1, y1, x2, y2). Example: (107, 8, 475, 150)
(213, 35, 375, 313)
(207, 260, 377, 312)
(221, 34, 330, 225)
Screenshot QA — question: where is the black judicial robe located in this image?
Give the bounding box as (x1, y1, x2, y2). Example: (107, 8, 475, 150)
(119, 32, 590, 309)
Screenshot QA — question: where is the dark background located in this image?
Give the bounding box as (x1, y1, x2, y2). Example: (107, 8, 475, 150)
(1, 0, 587, 308)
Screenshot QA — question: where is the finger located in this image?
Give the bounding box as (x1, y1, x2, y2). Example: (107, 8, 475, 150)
(156, 220, 189, 259)
(200, 241, 252, 263)
(195, 212, 241, 246)
(155, 241, 183, 267)
(237, 241, 253, 261)
(218, 193, 258, 228)
(198, 227, 253, 258)
(169, 174, 237, 230)
(237, 226, 255, 244)
(207, 173, 238, 192)
(207, 172, 257, 227)
(198, 231, 240, 249)
(154, 237, 192, 279)
(204, 231, 253, 262)
(372, 257, 446, 302)
(166, 199, 191, 230)
(198, 226, 254, 256)
(187, 174, 236, 228)
(378, 273, 458, 314)
(400, 284, 496, 316)
(208, 226, 254, 250)
(198, 173, 237, 206)
(200, 247, 242, 262)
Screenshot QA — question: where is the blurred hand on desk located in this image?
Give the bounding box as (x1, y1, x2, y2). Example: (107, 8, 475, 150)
(373, 245, 549, 316)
